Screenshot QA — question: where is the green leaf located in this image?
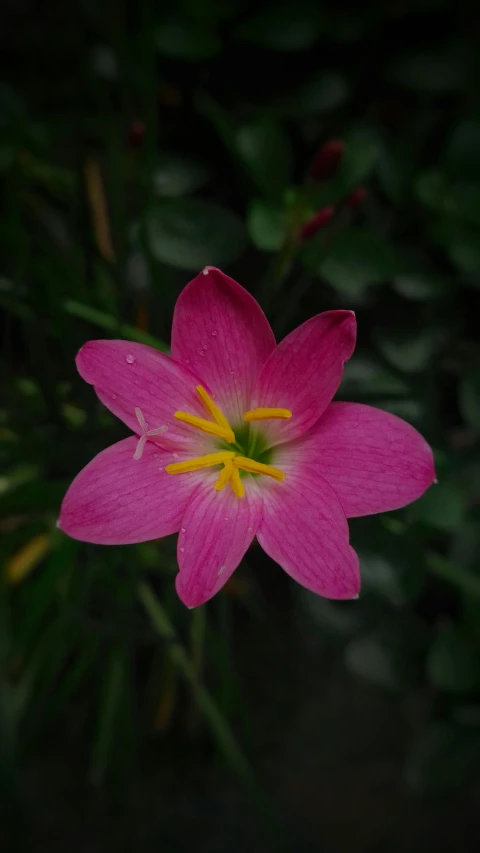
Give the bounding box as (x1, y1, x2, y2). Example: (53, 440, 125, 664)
(434, 221, 480, 276)
(285, 70, 350, 116)
(0, 480, 68, 516)
(358, 538, 425, 605)
(236, 2, 324, 52)
(388, 52, 467, 94)
(233, 118, 292, 201)
(152, 154, 211, 198)
(340, 355, 408, 396)
(316, 228, 407, 299)
(335, 128, 379, 193)
(345, 618, 425, 691)
(410, 482, 466, 531)
(404, 723, 480, 796)
(62, 300, 169, 351)
(443, 120, 480, 182)
(415, 170, 454, 213)
(155, 19, 220, 60)
(246, 199, 286, 251)
(427, 625, 480, 694)
(297, 588, 367, 638)
(374, 326, 447, 373)
(145, 199, 246, 271)
(459, 370, 480, 432)
(393, 273, 449, 301)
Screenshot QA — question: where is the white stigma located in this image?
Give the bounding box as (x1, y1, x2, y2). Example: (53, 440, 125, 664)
(133, 407, 167, 460)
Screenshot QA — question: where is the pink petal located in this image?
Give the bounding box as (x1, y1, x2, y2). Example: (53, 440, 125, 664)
(281, 402, 435, 517)
(256, 461, 360, 599)
(250, 310, 356, 445)
(76, 340, 209, 447)
(171, 267, 276, 424)
(175, 477, 262, 608)
(58, 438, 202, 544)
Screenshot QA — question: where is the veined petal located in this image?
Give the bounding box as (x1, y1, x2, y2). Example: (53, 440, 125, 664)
(58, 438, 202, 544)
(76, 340, 212, 448)
(250, 310, 356, 445)
(257, 461, 360, 599)
(171, 267, 276, 424)
(280, 402, 435, 517)
(175, 477, 262, 608)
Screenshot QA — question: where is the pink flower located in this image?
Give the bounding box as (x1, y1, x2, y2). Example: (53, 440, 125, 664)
(59, 268, 435, 608)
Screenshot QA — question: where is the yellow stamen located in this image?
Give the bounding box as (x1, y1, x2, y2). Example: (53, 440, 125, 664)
(243, 408, 292, 421)
(196, 386, 233, 434)
(174, 412, 234, 443)
(166, 451, 234, 475)
(233, 456, 285, 482)
(229, 467, 245, 498)
(214, 460, 234, 492)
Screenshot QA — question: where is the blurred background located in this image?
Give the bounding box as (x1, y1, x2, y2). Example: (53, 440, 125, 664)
(2, 0, 480, 850)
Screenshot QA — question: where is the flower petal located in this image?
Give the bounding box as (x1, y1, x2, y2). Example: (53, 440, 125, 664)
(58, 438, 201, 544)
(175, 477, 262, 608)
(282, 402, 435, 517)
(76, 340, 209, 447)
(250, 310, 356, 445)
(256, 459, 360, 599)
(171, 267, 276, 424)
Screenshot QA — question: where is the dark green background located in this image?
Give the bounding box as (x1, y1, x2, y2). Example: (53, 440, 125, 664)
(2, 0, 480, 850)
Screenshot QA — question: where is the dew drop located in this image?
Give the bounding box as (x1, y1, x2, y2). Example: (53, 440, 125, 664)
(185, 358, 190, 365)
(224, 516, 229, 521)
(126, 354, 135, 364)
(218, 565, 227, 575)
(198, 349, 205, 356)
(211, 329, 217, 336)
(172, 452, 179, 458)
(112, 393, 117, 399)
(181, 527, 186, 533)
(179, 547, 185, 553)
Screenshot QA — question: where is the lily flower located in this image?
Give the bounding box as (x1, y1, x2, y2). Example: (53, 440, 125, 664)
(59, 267, 435, 607)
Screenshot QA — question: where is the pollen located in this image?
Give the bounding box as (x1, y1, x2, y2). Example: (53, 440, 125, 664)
(173, 386, 235, 444)
(233, 456, 285, 482)
(165, 451, 235, 475)
(174, 411, 233, 442)
(243, 408, 292, 421)
(214, 459, 234, 492)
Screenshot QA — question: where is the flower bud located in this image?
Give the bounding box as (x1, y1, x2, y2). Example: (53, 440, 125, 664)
(345, 186, 367, 209)
(128, 120, 146, 149)
(298, 205, 335, 241)
(308, 138, 345, 182)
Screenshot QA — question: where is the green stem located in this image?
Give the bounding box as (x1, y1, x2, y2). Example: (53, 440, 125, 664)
(427, 553, 480, 598)
(137, 582, 253, 786)
(190, 604, 206, 681)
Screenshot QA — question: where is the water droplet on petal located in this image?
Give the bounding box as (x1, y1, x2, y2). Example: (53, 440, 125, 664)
(224, 516, 229, 521)
(179, 547, 185, 553)
(218, 565, 227, 575)
(211, 329, 217, 336)
(112, 393, 117, 399)
(181, 527, 186, 533)
(126, 354, 135, 364)
(185, 358, 190, 365)
(198, 350, 204, 356)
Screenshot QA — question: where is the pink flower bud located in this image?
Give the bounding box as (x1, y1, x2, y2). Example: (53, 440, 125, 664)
(309, 139, 345, 182)
(345, 187, 367, 209)
(128, 120, 146, 149)
(298, 206, 335, 241)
